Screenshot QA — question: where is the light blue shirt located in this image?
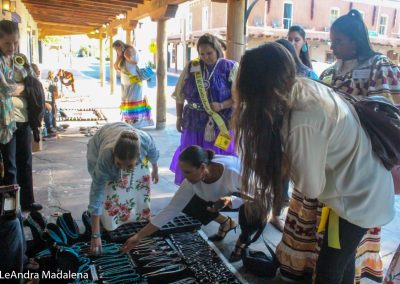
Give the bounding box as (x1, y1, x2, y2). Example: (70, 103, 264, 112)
(87, 122, 159, 216)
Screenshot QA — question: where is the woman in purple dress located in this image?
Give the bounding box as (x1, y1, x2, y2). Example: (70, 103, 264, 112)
(170, 33, 238, 185)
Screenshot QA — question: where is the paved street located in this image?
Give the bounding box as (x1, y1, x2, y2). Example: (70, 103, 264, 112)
(29, 58, 400, 283)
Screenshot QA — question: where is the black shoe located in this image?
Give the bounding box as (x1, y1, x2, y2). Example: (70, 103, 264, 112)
(22, 203, 43, 212)
(229, 243, 247, 262)
(208, 217, 237, 242)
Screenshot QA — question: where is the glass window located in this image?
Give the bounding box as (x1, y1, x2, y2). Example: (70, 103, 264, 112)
(283, 2, 293, 29)
(202, 6, 209, 31)
(188, 13, 193, 33)
(379, 15, 388, 36)
(330, 8, 340, 25)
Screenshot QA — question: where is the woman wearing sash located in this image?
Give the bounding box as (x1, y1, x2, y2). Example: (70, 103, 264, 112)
(113, 40, 153, 128)
(170, 33, 239, 185)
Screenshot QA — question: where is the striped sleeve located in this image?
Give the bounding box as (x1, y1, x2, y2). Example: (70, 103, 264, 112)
(368, 56, 400, 104)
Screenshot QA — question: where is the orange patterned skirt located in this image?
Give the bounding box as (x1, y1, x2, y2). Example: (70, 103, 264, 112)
(276, 189, 383, 283)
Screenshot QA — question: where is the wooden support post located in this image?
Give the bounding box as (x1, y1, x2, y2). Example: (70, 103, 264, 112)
(109, 34, 116, 95)
(156, 19, 167, 129)
(174, 44, 178, 73)
(99, 37, 104, 87)
(126, 29, 132, 46)
(226, 0, 245, 62)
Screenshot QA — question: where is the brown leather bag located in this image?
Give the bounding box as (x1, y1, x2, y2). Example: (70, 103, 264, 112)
(318, 80, 400, 171)
(343, 94, 400, 170)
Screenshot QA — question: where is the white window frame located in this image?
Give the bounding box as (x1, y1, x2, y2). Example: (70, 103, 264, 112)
(202, 6, 209, 31)
(330, 7, 340, 26)
(358, 10, 365, 20)
(378, 14, 388, 36)
(188, 13, 193, 34)
(282, 1, 293, 29)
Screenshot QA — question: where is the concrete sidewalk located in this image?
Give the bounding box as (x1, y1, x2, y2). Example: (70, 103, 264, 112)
(30, 75, 400, 283)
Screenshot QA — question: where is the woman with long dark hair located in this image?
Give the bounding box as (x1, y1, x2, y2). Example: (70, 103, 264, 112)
(170, 33, 238, 185)
(266, 39, 318, 232)
(113, 40, 153, 128)
(234, 42, 395, 283)
(276, 39, 318, 80)
(288, 25, 313, 69)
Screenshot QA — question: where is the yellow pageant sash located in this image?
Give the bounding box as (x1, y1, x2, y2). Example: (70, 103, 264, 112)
(119, 61, 142, 85)
(318, 207, 341, 249)
(192, 59, 232, 150)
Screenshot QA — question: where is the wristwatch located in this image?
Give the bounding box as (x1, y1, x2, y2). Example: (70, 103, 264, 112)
(91, 232, 101, 239)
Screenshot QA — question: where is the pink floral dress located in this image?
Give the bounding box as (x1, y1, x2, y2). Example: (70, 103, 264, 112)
(100, 159, 151, 231)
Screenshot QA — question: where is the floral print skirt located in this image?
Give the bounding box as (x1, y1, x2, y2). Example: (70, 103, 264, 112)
(101, 160, 151, 231)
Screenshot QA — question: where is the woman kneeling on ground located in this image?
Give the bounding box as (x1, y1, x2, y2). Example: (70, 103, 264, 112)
(121, 145, 262, 261)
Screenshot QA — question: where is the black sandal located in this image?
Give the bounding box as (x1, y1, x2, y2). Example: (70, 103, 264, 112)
(208, 217, 237, 242)
(229, 243, 247, 262)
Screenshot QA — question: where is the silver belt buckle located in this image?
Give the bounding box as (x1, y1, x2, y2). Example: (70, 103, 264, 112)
(192, 103, 198, 109)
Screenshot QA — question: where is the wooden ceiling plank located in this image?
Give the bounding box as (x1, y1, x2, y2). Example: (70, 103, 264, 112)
(30, 16, 108, 26)
(29, 12, 115, 20)
(34, 15, 105, 25)
(40, 0, 137, 10)
(23, 0, 137, 11)
(23, 0, 140, 10)
(25, 4, 125, 16)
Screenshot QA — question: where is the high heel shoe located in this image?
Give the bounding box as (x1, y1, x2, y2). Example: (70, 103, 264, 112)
(229, 243, 247, 262)
(208, 217, 237, 242)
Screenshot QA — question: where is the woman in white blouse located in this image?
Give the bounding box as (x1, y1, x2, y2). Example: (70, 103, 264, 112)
(121, 145, 253, 256)
(233, 42, 395, 284)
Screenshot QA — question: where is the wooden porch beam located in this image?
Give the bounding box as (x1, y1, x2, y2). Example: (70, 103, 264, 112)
(37, 21, 99, 29)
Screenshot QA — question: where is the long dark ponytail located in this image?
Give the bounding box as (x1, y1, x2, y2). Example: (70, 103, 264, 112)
(331, 9, 376, 61)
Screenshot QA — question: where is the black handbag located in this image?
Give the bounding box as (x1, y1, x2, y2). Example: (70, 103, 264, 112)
(242, 237, 279, 278)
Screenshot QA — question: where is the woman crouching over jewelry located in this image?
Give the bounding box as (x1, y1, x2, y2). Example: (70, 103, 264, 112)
(121, 145, 260, 261)
(87, 122, 159, 255)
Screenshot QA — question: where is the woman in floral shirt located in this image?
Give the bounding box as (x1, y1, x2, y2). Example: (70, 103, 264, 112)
(87, 122, 159, 255)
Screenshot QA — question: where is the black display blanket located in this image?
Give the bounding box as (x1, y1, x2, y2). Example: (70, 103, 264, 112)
(63, 230, 245, 284)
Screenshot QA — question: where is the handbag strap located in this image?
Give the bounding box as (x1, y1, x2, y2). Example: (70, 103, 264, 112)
(261, 232, 278, 261)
